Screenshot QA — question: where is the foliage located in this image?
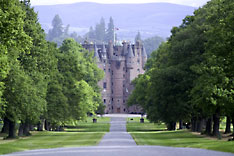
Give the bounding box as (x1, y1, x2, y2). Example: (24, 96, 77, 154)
(47, 14, 84, 46)
(85, 17, 117, 44)
(0, 118, 110, 155)
(128, 0, 234, 134)
(0, 1, 104, 138)
(142, 35, 164, 57)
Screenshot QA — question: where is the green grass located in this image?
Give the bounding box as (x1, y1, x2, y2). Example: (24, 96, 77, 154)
(127, 121, 234, 153)
(127, 117, 167, 132)
(0, 117, 110, 155)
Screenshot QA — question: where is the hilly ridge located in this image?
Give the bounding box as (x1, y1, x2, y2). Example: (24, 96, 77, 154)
(34, 2, 196, 40)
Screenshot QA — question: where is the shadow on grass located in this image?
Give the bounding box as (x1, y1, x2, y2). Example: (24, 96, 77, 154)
(129, 129, 167, 132)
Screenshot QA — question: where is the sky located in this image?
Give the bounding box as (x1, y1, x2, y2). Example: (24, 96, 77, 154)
(30, 0, 210, 7)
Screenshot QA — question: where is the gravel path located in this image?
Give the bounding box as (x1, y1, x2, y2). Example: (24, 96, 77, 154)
(99, 117, 136, 146)
(2, 115, 234, 156)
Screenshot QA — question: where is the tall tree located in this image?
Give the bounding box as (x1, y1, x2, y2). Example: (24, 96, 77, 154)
(95, 17, 106, 42)
(47, 14, 63, 41)
(143, 35, 164, 57)
(135, 31, 142, 42)
(0, 0, 32, 138)
(105, 17, 114, 42)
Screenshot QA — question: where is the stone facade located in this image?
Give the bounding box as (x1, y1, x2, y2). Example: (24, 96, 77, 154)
(82, 41, 147, 114)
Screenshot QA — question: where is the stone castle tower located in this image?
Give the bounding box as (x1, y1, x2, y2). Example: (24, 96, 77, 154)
(82, 40, 147, 114)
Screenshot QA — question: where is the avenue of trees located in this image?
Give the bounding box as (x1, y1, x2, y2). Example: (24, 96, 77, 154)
(128, 0, 234, 138)
(0, 0, 104, 138)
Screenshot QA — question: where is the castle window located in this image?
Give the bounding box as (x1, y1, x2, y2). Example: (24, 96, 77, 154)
(123, 67, 125, 71)
(112, 90, 114, 94)
(103, 82, 107, 89)
(123, 100, 125, 103)
(112, 71, 114, 75)
(123, 74, 125, 77)
(104, 99, 106, 104)
(104, 68, 106, 72)
(126, 69, 128, 73)
(108, 68, 111, 72)
(137, 69, 140, 72)
(124, 108, 126, 112)
(112, 98, 113, 101)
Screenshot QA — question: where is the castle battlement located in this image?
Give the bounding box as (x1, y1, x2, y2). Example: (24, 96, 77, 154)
(82, 40, 147, 114)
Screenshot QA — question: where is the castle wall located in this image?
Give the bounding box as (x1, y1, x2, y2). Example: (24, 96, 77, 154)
(83, 41, 146, 114)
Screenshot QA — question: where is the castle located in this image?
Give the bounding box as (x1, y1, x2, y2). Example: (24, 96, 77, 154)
(83, 40, 147, 114)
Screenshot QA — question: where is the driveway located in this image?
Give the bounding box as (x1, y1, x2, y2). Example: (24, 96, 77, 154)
(2, 115, 234, 156)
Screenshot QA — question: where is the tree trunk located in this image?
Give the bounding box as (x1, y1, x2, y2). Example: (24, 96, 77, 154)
(205, 117, 212, 135)
(37, 119, 45, 131)
(179, 120, 183, 129)
(191, 117, 197, 132)
(1, 117, 10, 134)
(225, 116, 231, 134)
(232, 117, 234, 137)
(196, 118, 204, 132)
(45, 120, 49, 131)
(23, 122, 31, 136)
(167, 122, 176, 131)
(8, 120, 16, 139)
(212, 110, 220, 137)
(18, 123, 24, 137)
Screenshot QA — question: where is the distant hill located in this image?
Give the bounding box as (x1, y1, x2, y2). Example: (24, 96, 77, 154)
(34, 2, 196, 40)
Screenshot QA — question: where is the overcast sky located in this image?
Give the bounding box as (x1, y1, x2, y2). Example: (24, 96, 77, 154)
(31, 0, 210, 7)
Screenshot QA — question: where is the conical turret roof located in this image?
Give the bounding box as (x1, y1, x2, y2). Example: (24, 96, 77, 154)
(94, 44, 100, 62)
(142, 46, 147, 58)
(102, 43, 107, 54)
(102, 43, 107, 59)
(127, 45, 134, 58)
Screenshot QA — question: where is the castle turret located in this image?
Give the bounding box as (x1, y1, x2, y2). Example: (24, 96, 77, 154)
(108, 41, 114, 58)
(126, 44, 134, 69)
(142, 46, 147, 68)
(122, 41, 128, 56)
(94, 44, 100, 62)
(102, 43, 107, 60)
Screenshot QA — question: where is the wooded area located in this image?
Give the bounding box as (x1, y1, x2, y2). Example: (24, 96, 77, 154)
(0, 0, 104, 139)
(128, 0, 234, 138)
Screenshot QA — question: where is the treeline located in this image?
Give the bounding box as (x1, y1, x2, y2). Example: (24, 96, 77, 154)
(47, 15, 116, 46)
(85, 17, 116, 44)
(0, 0, 104, 138)
(128, 0, 234, 138)
(47, 14, 84, 46)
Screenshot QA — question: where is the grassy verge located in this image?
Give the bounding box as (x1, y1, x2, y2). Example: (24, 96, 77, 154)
(127, 121, 234, 153)
(0, 117, 110, 155)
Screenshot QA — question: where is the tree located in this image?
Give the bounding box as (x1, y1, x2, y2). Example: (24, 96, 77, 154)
(105, 17, 114, 42)
(0, 0, 32, 138)
(95, 17, 106, 42)
(87, 26, 96, 40)
(135, 31, 142, 42)
(47, 14, 63, 41)
(143, 35, 164, 57)
(57, 38, 103, 122)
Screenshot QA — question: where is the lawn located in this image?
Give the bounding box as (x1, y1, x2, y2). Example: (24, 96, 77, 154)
(0, 117, 110, 155)
(127, 120, 234, 154)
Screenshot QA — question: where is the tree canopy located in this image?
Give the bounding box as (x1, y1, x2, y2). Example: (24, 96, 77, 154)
(128, 0, 234, 135)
